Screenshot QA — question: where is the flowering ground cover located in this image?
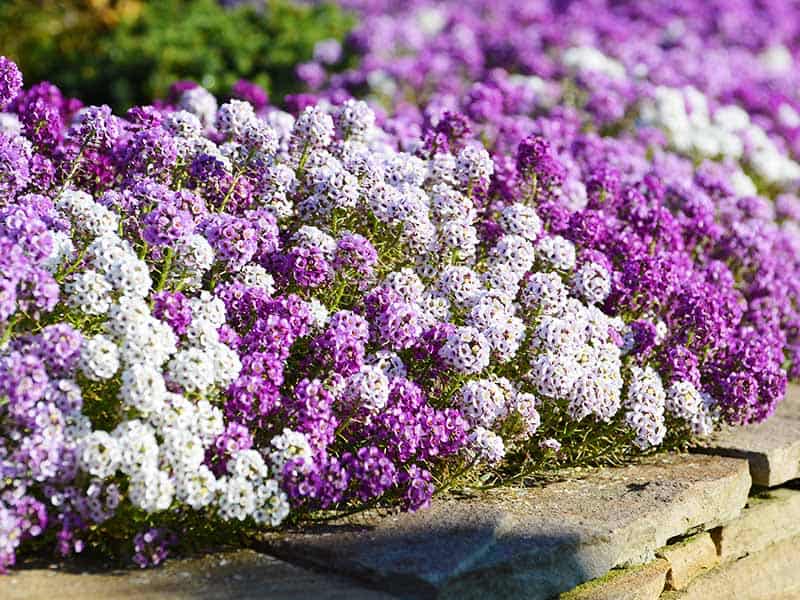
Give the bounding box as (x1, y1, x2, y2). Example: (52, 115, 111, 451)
(2, 0, 800, 572)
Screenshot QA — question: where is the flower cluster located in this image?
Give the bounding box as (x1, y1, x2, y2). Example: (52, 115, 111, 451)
(4, 0, 800, 567)
(310, 0, 800, 428)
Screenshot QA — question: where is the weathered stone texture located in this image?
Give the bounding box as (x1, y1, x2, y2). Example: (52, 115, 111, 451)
(714, 486, 800, 561)
(696, 384, 800, 487)
(559, 559, 669, 600)
(4, 550, 395, 600)
(662, 534, 800, 600)
(266, 454, 750, 600)
(656, 532, 718, 590)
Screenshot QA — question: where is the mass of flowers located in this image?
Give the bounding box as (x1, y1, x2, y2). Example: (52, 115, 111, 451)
(2, 0, 800, 571)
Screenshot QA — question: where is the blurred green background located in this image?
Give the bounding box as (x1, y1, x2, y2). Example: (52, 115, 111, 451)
(0, 0, 354, 111)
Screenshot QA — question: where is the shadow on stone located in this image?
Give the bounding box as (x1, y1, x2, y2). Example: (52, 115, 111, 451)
(7, 550, 396, 599)
(261, 454, 750, 600)
(261, 521, 589, 600)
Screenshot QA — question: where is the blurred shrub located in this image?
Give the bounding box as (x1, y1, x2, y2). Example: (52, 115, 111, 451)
(0, 0, 354, 111)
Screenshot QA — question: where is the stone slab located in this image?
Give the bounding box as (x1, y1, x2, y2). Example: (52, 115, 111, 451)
(4, 550, 396, 600)
(662, 534, 800, 600)
(694, 384, 800, 487)
(265, 453, 751, 600)
(656, 532, 718, 590)
(559, 558, 669, 600)
(715, 486, 800, 561)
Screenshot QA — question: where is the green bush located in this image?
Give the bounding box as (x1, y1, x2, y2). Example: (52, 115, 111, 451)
(0, 0, 355, 111)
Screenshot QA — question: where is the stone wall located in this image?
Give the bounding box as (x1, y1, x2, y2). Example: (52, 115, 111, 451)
(560, 385, 800, 600)
(563, 486, 800, 600)
(9, 386, 800, 599)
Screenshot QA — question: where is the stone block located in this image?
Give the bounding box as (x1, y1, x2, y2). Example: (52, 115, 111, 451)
(715, 486, 800, 561)
(656, 532, 718, 590)
(5, 550, 394, 600)
(695, 384, 800, 487)
(266, 454, 750, 600)
(559, 558, 668, 600)
(665, 534, 800, 600)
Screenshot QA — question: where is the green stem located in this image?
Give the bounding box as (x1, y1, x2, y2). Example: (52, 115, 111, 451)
(0, 315, 20, 347)
(56, 246, 89, 283)
(155, 248, 175, 292)
(219, 150, 256, 213)
(296, 142, 310, 180)
(334, 412, 357, 438)
(219, 171, 242, 214)
(305, 500, 381, 524)
(434, 457, 479, 495)
(59, 141, 89, 193)
(330, 277, 348, 311)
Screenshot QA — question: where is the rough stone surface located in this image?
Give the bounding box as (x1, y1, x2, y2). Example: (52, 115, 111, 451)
(695, 384, 800, 487)
(5, 550, 396, 600)
(661, 535, 800, 600)
(559, 558, 669, 600)
(715, 486, 800, 561)
(657, 532, 718, 590)
(265, 454, 750, 600)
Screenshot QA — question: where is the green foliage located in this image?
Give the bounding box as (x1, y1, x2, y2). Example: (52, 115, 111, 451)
(0, 0, 355, 111)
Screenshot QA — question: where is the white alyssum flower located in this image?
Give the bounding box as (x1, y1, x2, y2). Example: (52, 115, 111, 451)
(161, 427, 206, 472)
(118, 316, 177, 368)
(455, 144, 494, 185)
(345, 365, 390, 413)
(572, 262, 612, 304)
(240, 264, 275, 295)
(366, 350, 407, 378)
(513, 392, 541, 437)
(384, 268, 426, 303)
(185, 317, 221, 349)
(468, 426, 506, 464)
(194, 399, 225, 443)
(269, 428, 314, 475)
(458, 379, 509, 428)
(167, 347, 216, 393)
(175, 465, 219, 510)
(79, 431, 121, 479)
(293, 105, 335, 148)
(436, 266, 484, 308)
(562, 46, 626, 79)
(119, 364, 167, 415)
(529, 351, 583, 398)
(490, 234, 536, 277)
(665, 380, 716, 437)
(483, 314, 526, 362)
(440, 326, 491, 375)
(106, 254, 152, 297)
(113, 420, 159, 476)
(179, 87, 218, 128)
(79, 334, 119, 381)
(536, 236, 576, 271)
(189, 291, 227, 328)
(171, 234, 215, 290)
(128, 468, 175, 513)
(0, 112, 22, 135)
(216, 450, 289, 526)
(500, 203, 542, 240)
(216, 99, 257, 140)
(334, 99, 375, 140)
(207, 341, 242, 388)
(625, 366, 667, 449)
(164, 110, 203, 138)
(65, 269, 113, 316)
(56, 190, 119, 237)
(42, 230, 75, 272)
(306, 297, 330, 330)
